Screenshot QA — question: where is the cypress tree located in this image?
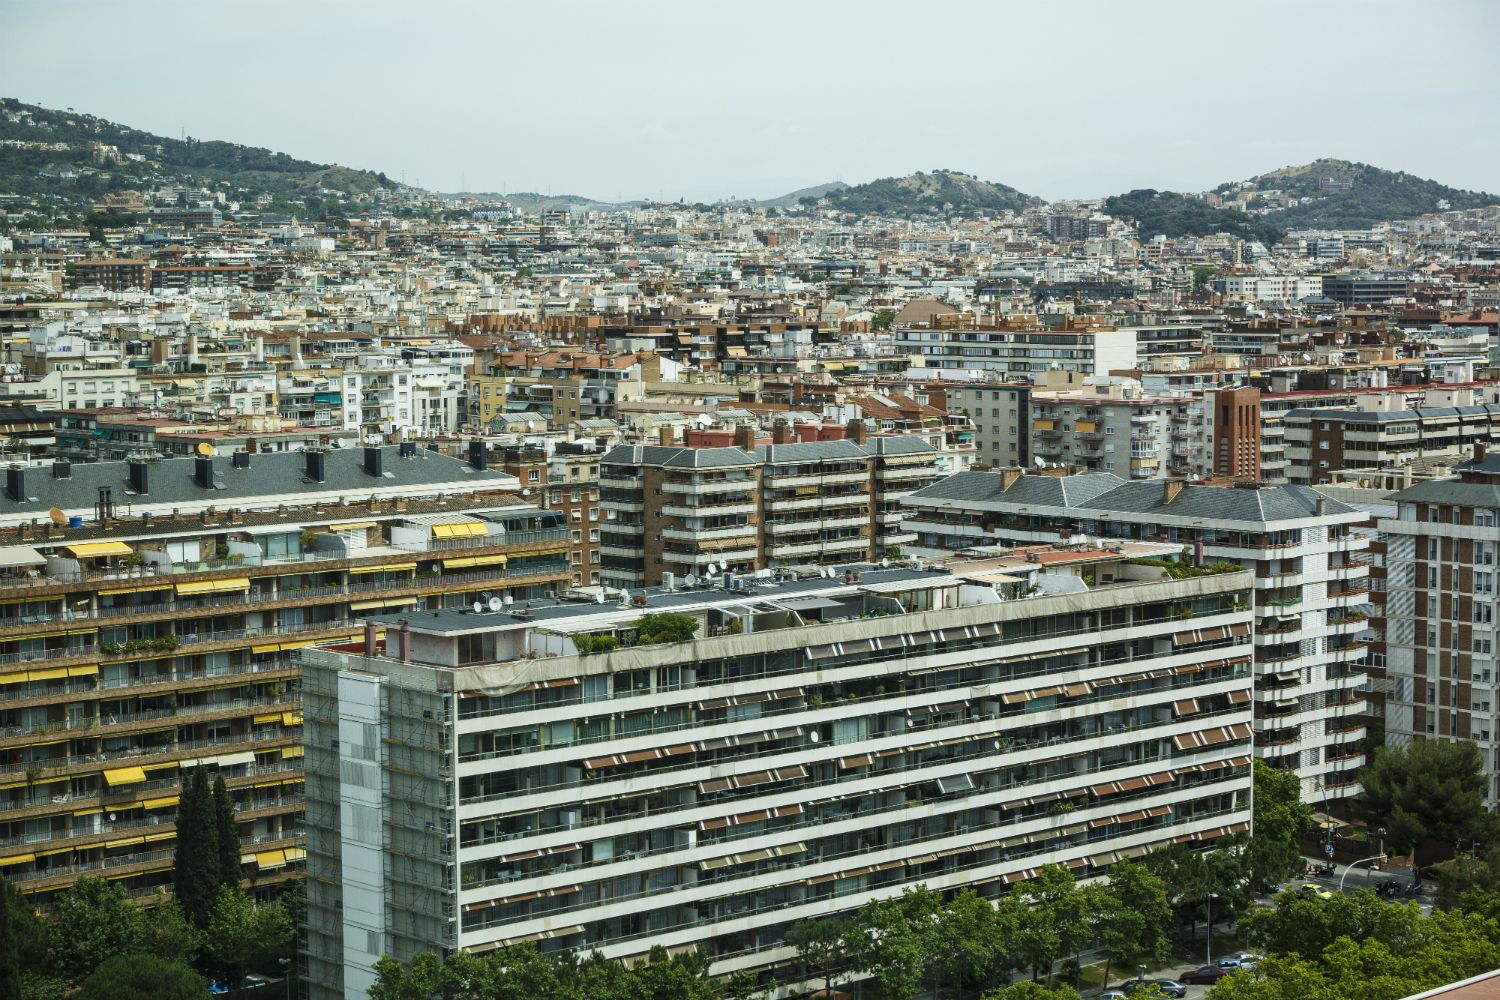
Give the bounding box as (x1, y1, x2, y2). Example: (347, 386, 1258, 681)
(173, 767, 218, 928)
(211, 775, 241, 890)
(0, 877, 20, 1000)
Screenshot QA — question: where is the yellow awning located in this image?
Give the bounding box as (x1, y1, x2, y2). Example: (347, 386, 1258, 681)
(67, 664, 99, 677)
(284, 847, 307, 863)
(432, 522, 485, 538)
(104, 836, 144, 849)
(73, 807, 102, 817)
(62, 541, 134, 559)
(348, 562, 416, 575)
(141, 796, 179, 810)
(255, 849, 287, 869)
(282, 712, 302, 727)
(97, 584, 173, 597)
(103, 766, 147, 786)
(35, 846, 72, 858)
(143, 832, 175, 843)
(443, 554, 507, 569)
(27, 667, 69, 681)
(252, 713, 281, 724)
(326, 521, 377, 533)
(176, 577, 250, 596)
(250, 643, 280, 655)
(0, 854, 34, 866)
(524, 548, 569, 558)
(349, 596, 417, 611)
(281, 745, 304, 758)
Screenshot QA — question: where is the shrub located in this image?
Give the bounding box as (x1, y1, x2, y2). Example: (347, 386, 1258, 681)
(633, 612, 699, 645)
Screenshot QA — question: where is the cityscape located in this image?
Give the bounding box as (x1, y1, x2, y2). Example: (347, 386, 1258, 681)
(2, 2, 1500, 998)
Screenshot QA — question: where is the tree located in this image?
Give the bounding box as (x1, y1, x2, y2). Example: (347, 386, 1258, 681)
(857, 888, 940, 1000)
(980, 983, 1083, 1000)
(200, 886, 294, 989)
(0, 878, 21, 1000)
(174, 767, 220, 927)
(1245, 760, 1314, 890)
(633, 612, 699, 645)
(1097, 861, 1172, 987)
(1025, 865, 1090, 986)
(46, 876, 143, 983)
(1359, 741, 1488, 854)
(785, 914, 861, 997)
(872, 308, 897, 331)
(211, 775, 242, 891)
(135, 893, 200, 967)
(76, 953, 206, 1000)
(930, 889, 1006, 999)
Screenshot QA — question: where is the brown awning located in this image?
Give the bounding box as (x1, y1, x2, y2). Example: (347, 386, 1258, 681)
(1173, 698, 1200, 717)
(1172, 722, 1253, 751)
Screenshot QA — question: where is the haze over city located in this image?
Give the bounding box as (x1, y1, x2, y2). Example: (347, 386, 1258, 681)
(4, 0, 1498, 201)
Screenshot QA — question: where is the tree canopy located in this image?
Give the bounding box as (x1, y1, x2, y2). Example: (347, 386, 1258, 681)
(76, 953, 206, 1000)
(1358, 740, 1488, 853)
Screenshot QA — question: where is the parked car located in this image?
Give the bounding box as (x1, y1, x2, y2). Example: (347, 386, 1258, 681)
(1219, 952, 1262, 969)
(1181, 965, 1234, 984)
(1298, 882, 1334, 900)
(1111, 980, 1187, 998)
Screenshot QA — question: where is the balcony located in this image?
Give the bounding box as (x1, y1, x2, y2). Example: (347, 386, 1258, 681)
(659, 478, 756, 496)
(660, 525, 757, 542)
(660, 501, 758, 517)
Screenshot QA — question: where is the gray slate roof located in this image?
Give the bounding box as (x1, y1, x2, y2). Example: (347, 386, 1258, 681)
(0, 446, 513, 519)
(599, 445, 757, 469)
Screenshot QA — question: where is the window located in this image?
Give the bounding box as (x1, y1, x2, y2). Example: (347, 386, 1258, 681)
(1479, 572, 1495, 595)
(527, 470, 539, 483)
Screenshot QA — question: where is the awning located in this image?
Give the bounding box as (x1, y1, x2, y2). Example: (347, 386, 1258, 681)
(0, 854, 34, 866)
(62, 540, 133, 559)
(0, 546, 45, 568)
(252, 713, 281, 724)
(350, 596, 420, 611)
(442, 554, 508, 569)
(281, 745, 304, 758)
(103, 765, 147, 786)
(27, 667, 68, 681)
(255, 849, 287, 869)
(348, 562, 416, 575)
(326, 521, 377, 533)
(282, 712, 302, 727)
(1172, 722, 1254, 751)
(98, 583, 172, 596)
(176, 577, 250, 596)
(141, 795, 179, 810)
(432, 522, 486, 538)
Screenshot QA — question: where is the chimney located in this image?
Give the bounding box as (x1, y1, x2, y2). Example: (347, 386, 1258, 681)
(363, 618, 379, 655)
(733, 425, 756, 451)
(4, 466, 24, 502)
(187, 333, 200, 367)
(1316, 497, 1326, 516)
(1476, 443, 1487, 463)
(468, 439, 486, 470)
(231, 450, 250, 469)
(194, 456, 215, 489)
(396, 620, 411, 663)
(846, 419, 868, 444)
(658, 426, 675, 446)
(245, 437, 257, 455)
(290, 334, 305, 369)
(1000, 466, 1023, 492)
(364, 446, 384, 478)
(52, 460, 70, 480)
(304, 451, 326, 483)
(1163, 478, 1185, 505)
(773, 420, 794, 445)
(128, 459, 149, 495)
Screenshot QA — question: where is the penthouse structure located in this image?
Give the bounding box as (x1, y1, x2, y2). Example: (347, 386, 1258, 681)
(301, 550, 1254, 998)
(1377, 447, 1500, 806)
(0, 443, 572, 903)
(902, 472, 1373, 804)
(598, 425, 941, 588)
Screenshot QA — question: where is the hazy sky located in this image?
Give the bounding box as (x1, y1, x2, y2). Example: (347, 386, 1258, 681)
(4, 0, 1497, 202)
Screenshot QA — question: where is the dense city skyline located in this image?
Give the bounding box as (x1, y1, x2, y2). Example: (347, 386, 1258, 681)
(4, 0, 1498, 202)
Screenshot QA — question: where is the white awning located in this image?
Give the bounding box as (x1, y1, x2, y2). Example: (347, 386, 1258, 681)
(0, 546, 46, 568)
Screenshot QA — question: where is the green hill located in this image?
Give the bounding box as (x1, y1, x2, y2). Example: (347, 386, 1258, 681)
(806, 170, 1041, 217)
(1216, 159, 1498, 230)
(1102, 189, 1284, 245)
(0, 98, 398, 206)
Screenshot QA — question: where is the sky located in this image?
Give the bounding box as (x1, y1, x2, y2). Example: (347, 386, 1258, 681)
(3, 0, 1498, 203)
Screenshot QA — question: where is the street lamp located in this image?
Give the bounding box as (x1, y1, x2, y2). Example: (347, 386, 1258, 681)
(278, 957, 292, 1000)
(1339, 854, 1387, 893)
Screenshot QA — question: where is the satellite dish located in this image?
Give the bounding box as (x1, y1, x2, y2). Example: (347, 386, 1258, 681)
(880, 558, 890, 568)
(501, 595, 513, 606)
(471, 601, 484, 614)
(196, 442, 216, 457)
(684, 573, 699, 587)
(487, 596, 503, 612)
(808, 731, 821, 743)
(595, 591, 606, 604)
(48, 507, 66, 526)
(1034, 456, 1046, 467)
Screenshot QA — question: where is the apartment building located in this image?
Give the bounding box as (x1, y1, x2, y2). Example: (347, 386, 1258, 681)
(1029, 382, 1203, 480)
(1376, 447, 1500, 806)
(0, 444, 574, 904)
(498, 441, 604, 590)
(65, 258, 149, 292)
(902, 472, 1373, 804)
(598, 425, 940, 588)
(1218, 275, 1324, 305)
(301, 551, 1255, 998)
(893, 322, 1138, 377)
(1284, 387, 1500, 486)
(1321, 272, 1411, 307)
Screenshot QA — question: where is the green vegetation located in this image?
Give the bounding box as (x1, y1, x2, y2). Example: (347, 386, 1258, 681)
(1102, 190, 1284, 245)
(1357, 740, 1491, 855)
(571, 632, 619, 654)
(0, 98, 395, 209)
(1127, 556, 1246, 580)
(805, 170, 1041, 217)
(1216, 159, 1499, 230)
(370, 943, 723, 1000)
(633, 612, 700, 645)
(77, 953, 207, 1000)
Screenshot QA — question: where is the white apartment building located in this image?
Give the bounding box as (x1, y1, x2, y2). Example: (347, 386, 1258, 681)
(1219, 275, 1323, 304)
(892, 326, 1138, 379)
(38, 367, 140, 410)
(302, 553, 1254, 998)
(903, 472, 1374, 805)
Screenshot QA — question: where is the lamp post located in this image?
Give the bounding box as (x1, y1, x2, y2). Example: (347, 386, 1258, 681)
(278, 957, 291, 1000)
(1339, 854, 1387, 893)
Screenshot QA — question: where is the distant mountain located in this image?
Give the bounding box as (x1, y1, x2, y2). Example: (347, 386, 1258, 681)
(0, 97, 398, 210)
(1102, 189, 1285, 245)
(755, 180, 848, 210)
(497, 191, 618, 213)
(807, 170, 1041, 217)
(1214, 158, 1499, 230)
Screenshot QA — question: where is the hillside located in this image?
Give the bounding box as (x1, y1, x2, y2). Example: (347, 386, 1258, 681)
(1102, 189, 1284, 245)
(1215, 158, 1499, 230)
(0, 98, 397, 207)
(756, 180, 848, 210)
(805, 170, 1041, 217)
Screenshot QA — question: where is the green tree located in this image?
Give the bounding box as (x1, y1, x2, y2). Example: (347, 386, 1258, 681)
(200, 886, 294, 988)
(174, 767, 220, 927)
(930, 889, 1006, 998)
(981, 983, 1084, 1000)
(1097, 861, 1172, 986)
(136, 893, 200, 967)
(211, 775, 242, 890)
(1359, 740, 1488, 854)
(857, 888, 940, 1000)
(76, 953, 206, 1000)
(1244, 760, 1314, 889)
(785, 914, 861, 997)
(0, 877, 23, 1000)
(1025, 865, 1090, 986)
(632, 612, 699, 645)
(872, 308, 897, 331)
(46, 876, 143, 983)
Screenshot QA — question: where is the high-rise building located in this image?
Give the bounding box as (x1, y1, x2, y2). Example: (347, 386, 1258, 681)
(302, 551, 1254, 998)
(902, 471, 1373, 805)
(0, 444, 571, 903)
